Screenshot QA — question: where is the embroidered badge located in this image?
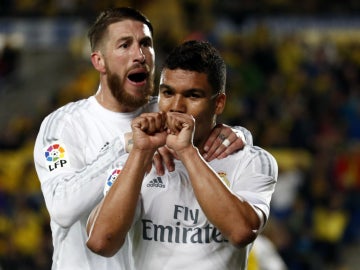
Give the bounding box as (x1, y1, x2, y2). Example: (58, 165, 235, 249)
(104, 168, 122, 196)
(218, 171, 230, 187)
(44, 141, 70, 172)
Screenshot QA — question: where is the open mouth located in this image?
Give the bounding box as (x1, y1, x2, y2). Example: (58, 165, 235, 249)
(128, 72, 148, 83)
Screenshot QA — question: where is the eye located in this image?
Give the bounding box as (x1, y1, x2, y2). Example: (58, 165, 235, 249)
(189, 93, 201, 98)
(119, 42, 129, 49)
(118, 39, 131, 49)
(185, 91, 203, 99)
(141, 38, 153, 48)
(161, 89, 174, 97)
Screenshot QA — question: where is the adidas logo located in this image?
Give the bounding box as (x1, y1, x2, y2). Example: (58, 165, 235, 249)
(147, 177, 165, 188)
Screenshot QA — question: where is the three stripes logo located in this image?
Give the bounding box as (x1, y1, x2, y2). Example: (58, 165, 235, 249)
(147, 177, 165, 188)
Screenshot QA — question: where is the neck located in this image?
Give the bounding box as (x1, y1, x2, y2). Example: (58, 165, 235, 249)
(196, 121, 217, 156)
(95, 87, 137, 113)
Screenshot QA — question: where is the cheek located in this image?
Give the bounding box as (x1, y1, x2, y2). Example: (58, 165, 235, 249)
(143, 48, 154, 64)
(147, 48, 155, 60)
(191, 102, 213, 118)
(158, 100, 170, 112)
(194, 106, 216, 126)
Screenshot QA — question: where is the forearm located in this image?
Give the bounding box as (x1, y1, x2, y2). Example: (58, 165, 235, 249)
(178, 146, 259, 247)
(87, 148, 154, 257)
(43, 171, 104, 227)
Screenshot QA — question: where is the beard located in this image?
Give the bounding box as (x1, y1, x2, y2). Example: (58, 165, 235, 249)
(106, 66, 154, 109)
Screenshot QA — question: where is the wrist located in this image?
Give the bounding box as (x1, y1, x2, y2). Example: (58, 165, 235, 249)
(124, 132, 133, 153)
(176, 145, 200, 161)
(130, 147, 155, 162)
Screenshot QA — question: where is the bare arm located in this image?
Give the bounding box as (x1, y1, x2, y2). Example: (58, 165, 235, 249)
(86, 112, 167, 257)
(86, 147, 153, 256)
(166, 113, 259, 247)
(179, 147, 259, 247)
(126, 124, 251, 175)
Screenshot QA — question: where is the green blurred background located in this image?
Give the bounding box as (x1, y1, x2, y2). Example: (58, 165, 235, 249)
(0, 1, 360, 269)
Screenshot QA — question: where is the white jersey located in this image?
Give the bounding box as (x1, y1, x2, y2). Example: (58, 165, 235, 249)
(33, 95, 158, 270)
(124, 144, 278, 270)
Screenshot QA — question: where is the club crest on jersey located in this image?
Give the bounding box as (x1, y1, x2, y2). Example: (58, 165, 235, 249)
(104, 168, 122, 195)
(44, 141, 69, 172)
(217, 171, 230, 187)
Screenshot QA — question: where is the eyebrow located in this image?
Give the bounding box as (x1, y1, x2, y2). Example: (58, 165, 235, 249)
(114, 35, 152, 45)
(114, 35, 132, 45)
(140, 36, 153, 44)
(159, 84, 209, 96)
(159, 84, 173, 91)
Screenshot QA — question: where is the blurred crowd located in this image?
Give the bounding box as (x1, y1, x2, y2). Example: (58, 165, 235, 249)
(1, 1, 360, 270)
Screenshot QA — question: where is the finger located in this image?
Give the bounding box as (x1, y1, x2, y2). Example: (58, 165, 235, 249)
(203, 127, 232, 161)
(158, 146, 175, 172)
(166, 114, 183, 135)
(153, 152, 165, 176)
(135, 117, 149, 133)
(205, 143, 227, 161)
(203, 123, 223, 152)
(146, 161, 153, 174)
(216, 137, 245, 159)
(204, 131, 238, 161)
(140, 112, 166, 134)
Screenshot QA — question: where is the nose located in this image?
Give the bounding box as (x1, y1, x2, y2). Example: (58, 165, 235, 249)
(134, 46, 145, 63)
(169, 95, 186, 113)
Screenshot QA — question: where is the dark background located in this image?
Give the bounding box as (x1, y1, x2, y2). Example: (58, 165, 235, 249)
(0, 1, 359, 269)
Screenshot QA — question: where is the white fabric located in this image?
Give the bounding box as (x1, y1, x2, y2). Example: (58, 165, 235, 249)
(233, 125, 253, 146)
(252, 235, 288, 270)
(121, 144, 278, 270)
(33, 95, 158, 270)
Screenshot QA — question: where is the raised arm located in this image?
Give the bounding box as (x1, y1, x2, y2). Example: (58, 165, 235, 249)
(148, 124, 253, 175)
(165, 112, 264, 247)
(86, 112, 167, 257)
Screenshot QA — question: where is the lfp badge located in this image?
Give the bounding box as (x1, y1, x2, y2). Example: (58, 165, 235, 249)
(104, 168, 122, 195)
(44, 142, 69, 172)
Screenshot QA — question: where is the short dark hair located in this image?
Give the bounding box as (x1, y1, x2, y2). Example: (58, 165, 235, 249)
(162, 40, 226, 94)
(88, 7, 153, 51)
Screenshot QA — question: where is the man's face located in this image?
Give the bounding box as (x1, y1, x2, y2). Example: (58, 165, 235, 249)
(101, 20, 155, 108)
(158, 68, 225, 147)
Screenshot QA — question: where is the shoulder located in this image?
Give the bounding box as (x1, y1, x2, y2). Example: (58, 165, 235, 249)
(38, 98, 91, 137)
(43, 98, 91, 123)
(220, 145, 278, 177)
(228, 144, 276, 161)
(49, 98, 91, 118)
(143, 96, 159, 112)
(247, 145, 276, 160)
(148, 96, 158, 104)
(245, 145, 278, 177)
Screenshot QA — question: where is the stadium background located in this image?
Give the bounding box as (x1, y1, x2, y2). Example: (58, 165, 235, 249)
(0, 1, 360, 269)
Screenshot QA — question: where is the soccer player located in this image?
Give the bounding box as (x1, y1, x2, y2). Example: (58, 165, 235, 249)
(33, 7, 249, 270)
(86, 40, 278, 269)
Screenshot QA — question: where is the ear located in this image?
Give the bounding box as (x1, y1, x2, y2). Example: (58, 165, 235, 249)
(90, 51, 106, 73)
(215, 93, 226, 115)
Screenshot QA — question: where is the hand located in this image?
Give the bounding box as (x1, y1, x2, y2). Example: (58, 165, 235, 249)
(165, 112, 195, 154)
(131, 112, 167, 151)
(203, 123, 246, 161)
(153, 146, 176, 175)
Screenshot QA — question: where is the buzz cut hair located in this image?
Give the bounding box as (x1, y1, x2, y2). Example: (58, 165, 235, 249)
(162, 40, 226, 94)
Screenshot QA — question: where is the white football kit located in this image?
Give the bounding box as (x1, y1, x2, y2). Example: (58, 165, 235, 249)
(33, 95, 158, 270)
(115, 144, 277, 270)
